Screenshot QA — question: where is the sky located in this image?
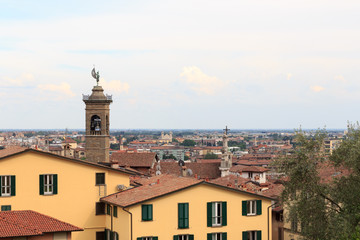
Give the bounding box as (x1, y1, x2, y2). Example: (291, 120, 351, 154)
(1, 0, 360, 130)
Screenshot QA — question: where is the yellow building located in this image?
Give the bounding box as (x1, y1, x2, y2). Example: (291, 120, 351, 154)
(101, 174, 274, 240)
(0, 146, 135, 240)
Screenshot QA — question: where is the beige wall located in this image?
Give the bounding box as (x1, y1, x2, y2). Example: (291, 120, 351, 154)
(106, 184, 272, 240)
(0, 151, 130, 240)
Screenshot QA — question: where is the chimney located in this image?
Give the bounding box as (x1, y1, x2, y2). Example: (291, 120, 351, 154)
(157, 179, 160, 184)
(111, 161, 119, 169)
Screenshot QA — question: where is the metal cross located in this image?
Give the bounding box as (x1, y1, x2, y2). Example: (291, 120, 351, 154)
(223, 126, 230, 135)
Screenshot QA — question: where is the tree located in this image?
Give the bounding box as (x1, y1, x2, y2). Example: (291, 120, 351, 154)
(180, 139, 196, 147)
(276, 126, 360, 240)
(163, 154, 177, 160)
(204, 152, 219, 159)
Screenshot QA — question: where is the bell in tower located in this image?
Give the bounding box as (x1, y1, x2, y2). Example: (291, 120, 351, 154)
(83, 68, 113, 163)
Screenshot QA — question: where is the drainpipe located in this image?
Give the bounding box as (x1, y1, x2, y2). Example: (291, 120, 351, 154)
(123, 207, 133, 240)
(268, 202, 278, 240)
(111, 206, 113, 232)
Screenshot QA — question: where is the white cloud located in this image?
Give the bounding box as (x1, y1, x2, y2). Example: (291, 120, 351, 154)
(37, 82, 75, 97)
(99, 79, 130, 94)
(0, 73, 34, 87)
(310, 85, 325, 92)
(287, 73, 292, 80)
(180, 66, 225, 95)
(334, 75, 347, 83)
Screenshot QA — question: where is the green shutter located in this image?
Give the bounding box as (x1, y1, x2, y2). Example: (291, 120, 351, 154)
(110, 231, 114, 240)
(107, 204, 111, 215)
(0, 177, 2, 196)
(242, 201, 247, 216)
(174, 236, 179, 240)
(53, 174, 58, 194)
(105, 229, 110, 240)
(222, 202, 227, 226)
(153, 237, 158, 240)
(10, 176, 15, 196)
(142, 205, 146, 220)
(39, 175, 44, 195)
(115, 232, 119, 240)
(207, 233, 212, 240)
(222, 233, 227, 240)
(178, 203, 184, 228)
(137, 238, 142, 240)
(207, 202, 212, 227)
(189, 235, 194, 240)
(256, 200, 262, 215)
(242, 231, 248, 240)
(142, 205, 152, 221)
(113, 206, 118, 217)
(184, 203, 189, 228)
(149, 204, 153, 220)
(257, 231, 261, 240)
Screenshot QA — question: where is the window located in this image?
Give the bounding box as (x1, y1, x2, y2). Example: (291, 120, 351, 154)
(96, 173, 105, 185)
(53, 232, 67, 240)
(39, 174, 58, 195)
(96, 202, 105, 215)
(142, 204, 153, 221)
(1, 205, 11, 211)
(174, 234, 194, 240)
(247, 201, 256, 215)
(242, 200, 262, 216)
(104, 229, 119, 240)
(106, 204, 111, 215)
(0, 175, 15, 197)
(113, 206, 117, 217)
(137, 237, 158, 240)
(207, 202, 227, 227)
(207, 233, 227, 240)
(242, 231, 261, 240)
(178, 203, 189, 228)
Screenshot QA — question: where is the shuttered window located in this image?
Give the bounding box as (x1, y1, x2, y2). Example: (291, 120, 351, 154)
(242, 200, 262, 216)
(1, 205, 11, 211)
(39, 174, 58, 195)
(0, 175, 15, 197)
(178, 203, 189, 228)
(174, 234, 194, 240)
(207, 202, 227, 227)
(113, 206, 118, 217)
(142, 204, 153, 221)
(96, 173, 105, 185)
(242, 231, 261, 240)
(207, 233, 227, 240)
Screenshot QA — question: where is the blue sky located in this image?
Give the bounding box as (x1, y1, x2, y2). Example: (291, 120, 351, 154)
(1, 0, 360, 129)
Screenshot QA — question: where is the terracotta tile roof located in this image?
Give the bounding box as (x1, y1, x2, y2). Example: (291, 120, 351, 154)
(101, 174, 202, 207)
(0, 210, 82, 238)
(233, 159, 272, 166)
(0, 148, 137, 175)
(157, 162, 221, 179)
(210, 175, 250, 186)
(0, 146, 27, 158)
(317, 161, 350, 184)
(110, 152, 156, 167)
(64, 138, 77, 143)
(262, 183, 284, 198)
(49, 146, 63, 151)
(230, 165, 269, 173)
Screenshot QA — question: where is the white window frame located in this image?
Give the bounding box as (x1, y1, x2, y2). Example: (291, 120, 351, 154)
(247, 231, 257, 240)
(1, 175, 11, 196)
(178, 235, 189, 240)
(142, 237, 154, 240)
(247, 200, 256, 216)
(44, 174, 53, 195)
(211, 233, 223, 240)
(212, 202, 222, 226)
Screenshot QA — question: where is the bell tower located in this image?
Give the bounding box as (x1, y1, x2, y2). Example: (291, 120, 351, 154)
(83, 69, 112, 163)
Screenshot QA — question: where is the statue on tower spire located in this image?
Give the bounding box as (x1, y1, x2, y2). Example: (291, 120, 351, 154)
(91, 67, 100, 86)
